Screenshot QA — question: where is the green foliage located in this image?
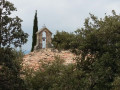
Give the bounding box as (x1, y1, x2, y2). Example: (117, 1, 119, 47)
(52, 31, 75, 51)
(31, 10, 38, 52)
(112, 76, 120, 90)
(0, 1, 28, 89)
(0, 48, 26, 90)
(0, 7, 119, 89)
(25, 56, 87, 90)
(25, 56, 65, 90)
(0, 0, 28, 48)
(74, 10, 120, 55)
(51, 10, 120, 89)
(73, 10, 120, 89)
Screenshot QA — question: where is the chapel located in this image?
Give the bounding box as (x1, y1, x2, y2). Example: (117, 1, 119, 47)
(34, 26, 52, 50)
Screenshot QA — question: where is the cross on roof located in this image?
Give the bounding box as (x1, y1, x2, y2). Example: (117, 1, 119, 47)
(42, 24, 46, 28)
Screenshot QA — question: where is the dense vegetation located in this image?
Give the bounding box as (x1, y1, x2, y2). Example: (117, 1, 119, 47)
(0, 48, 26, 90)
(19, 10, 120, 90)
(0, 0, 28, 90)
(51, 10, 120, 90)
(1, 0, 120, 90)
(52, 31, 75, 51)
(0, 0, 28, 48)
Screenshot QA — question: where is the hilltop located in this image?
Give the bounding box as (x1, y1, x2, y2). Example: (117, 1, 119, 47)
(23, 49, 76, 70)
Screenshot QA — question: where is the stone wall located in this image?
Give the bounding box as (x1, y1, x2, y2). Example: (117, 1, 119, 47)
(34, 27, 52, 50)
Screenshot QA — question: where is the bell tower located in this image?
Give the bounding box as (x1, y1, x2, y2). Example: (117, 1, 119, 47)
(34, 26, 52, 50)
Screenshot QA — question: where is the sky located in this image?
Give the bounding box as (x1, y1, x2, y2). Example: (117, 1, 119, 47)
(8, 0, 120, 52)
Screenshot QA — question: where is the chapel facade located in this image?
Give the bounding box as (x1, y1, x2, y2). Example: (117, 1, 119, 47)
(34, 26, 52, 50)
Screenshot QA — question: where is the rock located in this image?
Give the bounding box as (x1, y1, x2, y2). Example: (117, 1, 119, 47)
(23, 48, 76, 71)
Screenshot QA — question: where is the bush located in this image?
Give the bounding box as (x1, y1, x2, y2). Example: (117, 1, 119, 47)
(24, 56, 86, 90)
(0, 48, 26, 90)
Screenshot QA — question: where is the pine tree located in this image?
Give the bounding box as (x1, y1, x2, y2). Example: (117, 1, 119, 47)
(31, 10, 38, 52)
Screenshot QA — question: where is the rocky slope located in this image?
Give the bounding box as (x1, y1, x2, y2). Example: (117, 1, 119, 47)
(23, 49, 76, 71)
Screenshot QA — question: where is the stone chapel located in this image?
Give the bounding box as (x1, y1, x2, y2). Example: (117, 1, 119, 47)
(34, 26, 52, 50)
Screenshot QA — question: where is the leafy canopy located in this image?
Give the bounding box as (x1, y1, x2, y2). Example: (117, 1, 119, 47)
(0, 0, 28, 48)
(51, 10, 120, 89)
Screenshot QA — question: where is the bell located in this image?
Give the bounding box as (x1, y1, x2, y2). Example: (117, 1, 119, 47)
(42, 37, 46, 41)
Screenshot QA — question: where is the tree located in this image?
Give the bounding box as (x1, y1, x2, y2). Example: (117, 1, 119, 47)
(73, 10, 120, 89)
(0, 0, 28, 89)
(0, 0, 28, 48)
(52, 31, 75, 51)
(51, 10, 120, 89)
(24, 56, 84, 90)
(31, 10, 38, 52)
(74, 10, 120, 56)
(0, 48, 27, 90)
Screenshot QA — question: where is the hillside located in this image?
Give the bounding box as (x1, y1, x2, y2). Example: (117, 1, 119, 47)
(23, 49, 76, 70)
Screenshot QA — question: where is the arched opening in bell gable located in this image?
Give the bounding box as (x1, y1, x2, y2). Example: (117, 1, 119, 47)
(42, 31, 46, 48)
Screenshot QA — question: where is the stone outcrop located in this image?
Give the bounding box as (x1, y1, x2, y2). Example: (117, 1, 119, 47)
(23, 49, 76, 71)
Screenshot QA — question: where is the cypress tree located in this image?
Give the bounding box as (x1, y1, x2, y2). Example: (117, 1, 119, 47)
(31, 10, 38, 52)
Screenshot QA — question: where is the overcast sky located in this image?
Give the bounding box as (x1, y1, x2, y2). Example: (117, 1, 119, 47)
(8, 0, 120, 52)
